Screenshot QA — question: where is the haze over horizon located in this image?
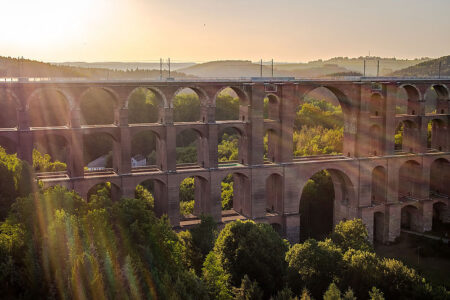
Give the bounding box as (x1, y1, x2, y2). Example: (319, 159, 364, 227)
(1, 0, 450, 63)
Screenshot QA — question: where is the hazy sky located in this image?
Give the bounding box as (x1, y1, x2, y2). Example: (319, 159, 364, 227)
(1, 0, 449, 62)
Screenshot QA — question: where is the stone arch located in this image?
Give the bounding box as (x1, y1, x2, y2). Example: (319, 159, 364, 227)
(32, 132, 70, 172)
(126, 87, 167, 124)
(430, 84, 449, 114)
(398, 160, 422, 200)
(294, 86, 345, 157)
(266, 173, 283, 213)
(427, 118, 447, 151)
(432, 201, 449, 231)
(219, 171, 251, 217)
(0, 136, 18, 154)
(171, 86, 209, 108)
(430, 158, 450, 197)
(395, 120, 419, 153)
(125, 86, 168, 108)
(83, 131, 119, 172)
(214, 86, 249, 122)
(79, 87, 120, 125)
(0, 89, 20, 128)
(369, 124, 383, 156)
(369, 92, 384, 117)
(371, 166, 387, 205)
(398, 84, 422, 115)
(264, 93, 281, 121)
(213, 86, 249, 106)
(401, 204, 421, 231)
(176, 128, 207, 166)
(131, 130, 162, 169)
(86, 181, 122, 202)
(135, 177, 167, 217)
(27, 88, 71, 127)
(218, 126, 244, 164)
(26, 87, 75, 111)
(298, 167, 357, 240)
(179, 174, 210, 219)
(264, 128, 281, 163)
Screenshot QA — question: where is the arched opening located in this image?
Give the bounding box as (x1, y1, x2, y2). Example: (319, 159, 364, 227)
(83, 132, 116, 172)
(430, 158, 450, 197)
(33, 134, 68, 172)
(218, 127, 243, 164)
(432, 84, 449, 114)
(369, 93, 384, 117)
(87, 181, 121, 203)
(294, 87, 344, 157)
(401, 205, 420, 231)
(299, 169, 354, 241)
(371, 166, 387, 205)
(131, 131, 161, 169)
(28, 89, 70, 127)
(373, 212, 385, 244)
(220, 172, 251, 220)
(432, 202, 449, 234)
(398, 160, 422, 200)
(0, 136, 17, 154)
(176, 128, 204, 167)
(424, 87, 438, 114)
(80, 88, 117, 125)
(0, 89, 18, 128)
(128, 88, 164, 124)
(266, 173, 283, 213)
(395, 120, 418, 153)
(264, 129, 280, 163)
(427, 119, 446, 151)
(369, 125, 383, 156)
(179, 175, 209, 220)
(397, 85, 421, 116)
(215, 88, 241, 121)
(173, 88, 201, 122)
(263, 94, 281, 121)
(135, 179, 166, 217)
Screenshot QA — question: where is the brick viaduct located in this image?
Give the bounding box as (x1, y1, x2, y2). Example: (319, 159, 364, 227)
(0, 77, 449, 243)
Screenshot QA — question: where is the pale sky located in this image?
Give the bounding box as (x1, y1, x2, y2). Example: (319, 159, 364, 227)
(1, 0, 449, 62)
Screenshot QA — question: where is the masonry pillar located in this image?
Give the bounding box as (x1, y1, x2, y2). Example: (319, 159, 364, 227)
(421, 201, 433, 232)
(386, 161, 399, 203)
(69, 130, 84, 177)
(387, 204, 401, 242)
(247, 85, 264, 165)
(162, 108, 176, 172)
(360, 208, 374, 243)
(417, 117, 428, 153)
(385, 85, 397, 155)
(167, 176, 180, 227)
(207, 123, 218, 169)
(209, 174, 223, 222)
(284, 213, 300, 244)
(279, 85, 295, 163)
(16, 109, 32, 164)
(356, 84, 373, 157)
(114, 108, 131, 174)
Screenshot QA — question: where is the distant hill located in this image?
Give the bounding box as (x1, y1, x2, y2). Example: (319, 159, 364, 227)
(0, 56, 190, 79)
(390, 55, 450, 77)
(177, 60, 352, 78)
(55, 61, 195, 71)
(275, 57, 430, 76)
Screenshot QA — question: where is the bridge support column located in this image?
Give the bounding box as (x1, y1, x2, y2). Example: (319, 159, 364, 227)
(209, 174, 223, 222)
(207, 124, 218, 169)
(387, 204, 401, 242)
(421, 201, 433, 232)
(69, 130, 84, 177)
(165, 125, 177, 172)
(251, 170, 266, 219)
(278, 85, 295, 163)
(113, 127, 131, 174)
(167, 175, 180, 227)
(248, 86, 264, 165)
(385, 85, 397, 155)
(17, 131, 33, 165)
(284, 213, 300, 244)
(418, 117, 429, 153)
(361, 207, 374, 243)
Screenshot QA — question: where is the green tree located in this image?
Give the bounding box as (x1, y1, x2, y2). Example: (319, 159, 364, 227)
(368, 287, 384, 300)
(330, 219, 372, 252)
(203, 220, 288, 298)
(323, 282, 341, 300)
(286, 239, 343, 297)
(234, 274, 263, 300)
